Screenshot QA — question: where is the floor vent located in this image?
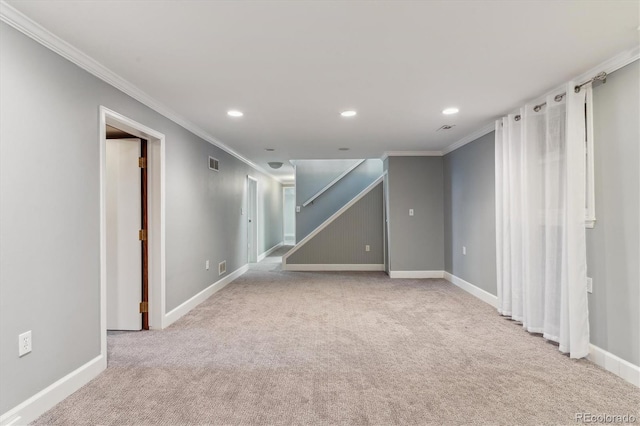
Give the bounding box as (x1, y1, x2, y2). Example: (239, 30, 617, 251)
(218, 261, 226, 276)
(209, 156, 219, 171)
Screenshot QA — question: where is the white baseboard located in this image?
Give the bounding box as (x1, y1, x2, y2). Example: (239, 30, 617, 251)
(443, 272, 498, 308)
(163, 264, 248, 328)
(257, 242, 283, 262)
(0, 355, 106, 426)
(388, 270, 444, 279)
(588, 344, 640, 388)
(283, 264, 385, 272)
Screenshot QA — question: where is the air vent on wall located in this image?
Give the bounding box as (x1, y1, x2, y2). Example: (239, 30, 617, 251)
(218, 261, 226, 276)
(209, 156, 219, 171)
(437, 124, 456, 131)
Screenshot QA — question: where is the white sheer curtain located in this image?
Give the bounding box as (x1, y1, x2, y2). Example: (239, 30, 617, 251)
(495, 81, 590, 358)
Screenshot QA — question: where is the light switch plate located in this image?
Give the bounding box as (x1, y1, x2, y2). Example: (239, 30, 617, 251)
(409, 209, 414, 216)
(586, 277, 593, 293)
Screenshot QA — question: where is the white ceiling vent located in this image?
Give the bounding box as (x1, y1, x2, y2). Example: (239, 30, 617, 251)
(209, 156, 219, 171)
(218, 260, 226, 276)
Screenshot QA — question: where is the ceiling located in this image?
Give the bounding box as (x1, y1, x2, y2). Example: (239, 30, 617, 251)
(6, 1, 639, 182)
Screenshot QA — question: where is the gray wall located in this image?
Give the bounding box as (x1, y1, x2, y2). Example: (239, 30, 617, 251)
(586, 60, 639, 366)
(443, 132, 497, 295)
(295, 159, 383, 240)
(0, 22, 282, 414)
(295, 159, 362, 203)
(287, 182, 383, 264)
(387, 157, 444, 271)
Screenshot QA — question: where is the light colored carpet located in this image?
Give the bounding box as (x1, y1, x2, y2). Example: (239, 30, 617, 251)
(33, 252, 639, 425)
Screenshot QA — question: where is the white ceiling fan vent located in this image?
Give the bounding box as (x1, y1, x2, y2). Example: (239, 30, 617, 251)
(209, 156, 219, 171)
(218, 260, 226, 276)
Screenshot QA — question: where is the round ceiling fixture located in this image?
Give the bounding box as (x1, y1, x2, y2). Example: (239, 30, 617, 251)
(227, 110, 244, 117)
(442, 107, 459, 115)
(340, 110, 357, 117)
(268, 162, 283, 169)
(338, 147, 350, 151)
(265, 148, 275, 152)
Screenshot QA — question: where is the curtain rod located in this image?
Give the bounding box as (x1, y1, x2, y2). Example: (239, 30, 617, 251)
(512, 71, 607, 121)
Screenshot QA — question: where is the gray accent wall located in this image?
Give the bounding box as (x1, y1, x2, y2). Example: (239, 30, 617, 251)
(387, 157, 444, 271)
(443, 132, 497, 295)
(295, 159, 383, 240)
(287, 182, 383, 265)
(0, 22, 282, 414)
(587, 60, 639, 366)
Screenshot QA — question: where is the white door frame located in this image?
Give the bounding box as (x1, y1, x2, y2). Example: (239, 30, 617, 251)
(282, 185, 296, 245)
(383, 171, 391, 275)
(99, 106, 166, 358)
(247, 175, 259, 262)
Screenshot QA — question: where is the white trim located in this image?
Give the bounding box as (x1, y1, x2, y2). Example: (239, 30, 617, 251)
(588, 344, 640, 388)
(0, 355, 106, 426)
(443, 272, 498, 308)
(247, 175, 259, 263)
(441, 46, 640, 156)
(163, 264, 248, 328)
(284, 264, 385, 271)
(441, 123, 495, 156)
(100, 107, 166, 332)
(388, 270, 445, 279)
(0, 1, 282, 184)
(302, 160, 365, 207)
(258, 242, 283, 262)
(381, 151, 442, 160)
(282, 175, 384, 265)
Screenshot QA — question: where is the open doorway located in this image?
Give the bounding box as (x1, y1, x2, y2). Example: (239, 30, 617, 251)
(247, 176, 258, 263)
(99, 107, 165, 357)
(283, 186, 296, 245)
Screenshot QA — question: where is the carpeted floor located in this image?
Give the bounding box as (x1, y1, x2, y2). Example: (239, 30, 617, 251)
(33, 248, 639, 425)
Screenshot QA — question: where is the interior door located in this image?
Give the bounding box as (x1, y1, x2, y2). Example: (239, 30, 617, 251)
(107, 138, 142, 330)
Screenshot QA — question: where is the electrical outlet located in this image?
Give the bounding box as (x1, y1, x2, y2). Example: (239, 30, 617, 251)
(205, 260, 210, 270)
(18, 331, 32, 357)
(296, 206, 301, 213)
(365, 245, 370, 252)
(409, 209, 414, 216)
(586, 277, 593, 293)
(463, 246, 467, 255)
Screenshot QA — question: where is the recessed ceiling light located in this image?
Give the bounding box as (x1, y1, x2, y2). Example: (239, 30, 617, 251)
(265, 148, 275, 152)
(339, 147, 350, 151)
(442, 107, 459, 115)
(340, 110, 357, 117)
(227, 110, 243, 117)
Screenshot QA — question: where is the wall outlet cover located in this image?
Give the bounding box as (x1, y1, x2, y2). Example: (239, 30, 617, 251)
(19, 330, 32, 357)
(587, 277, 593, 293)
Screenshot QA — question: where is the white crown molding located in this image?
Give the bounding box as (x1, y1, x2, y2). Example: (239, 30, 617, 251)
(441, 45, 640, 156)
(440, 123, 495, 156)
(0, 1, 283, 183)
(381, 151, 443, 160)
